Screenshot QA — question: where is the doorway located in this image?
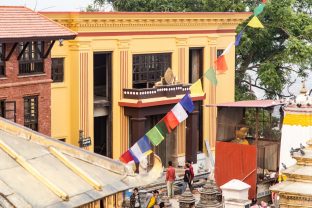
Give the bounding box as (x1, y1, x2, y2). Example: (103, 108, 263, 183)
(93, 52, 112, 157)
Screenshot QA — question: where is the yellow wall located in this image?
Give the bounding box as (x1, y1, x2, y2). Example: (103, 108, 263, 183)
(45, 12, 250, 159)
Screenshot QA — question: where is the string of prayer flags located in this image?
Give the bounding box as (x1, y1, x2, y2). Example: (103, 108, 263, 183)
(171, 103, 188, 123)
(254, 3, 265, 16)
(130, 136, 152, 163)
(189, 79, 204, 96)
(215, 55, 228, 74)
(156, 119, 171, 136)
(119, 150, 134, 163)
(235, 30, 244, 46)
(205, 68, 218, 86)
(221, 42, 234, 56)
(164, 111, 179, 130)
(262, 0, 266, 4)
(146, 126, 164, 146)
(247, 16, 264, 28)
(180, 92, 194, 113)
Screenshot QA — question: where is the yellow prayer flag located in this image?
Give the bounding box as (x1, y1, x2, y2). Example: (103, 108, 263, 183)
(247, 16, 264, 28)
(190, 79, 204, 96)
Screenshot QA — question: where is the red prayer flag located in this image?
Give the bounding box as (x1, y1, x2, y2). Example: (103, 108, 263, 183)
(214, 55, 228, 74)
(164, 111, 179, 130)
(119, 150, 134, 163)
(262, 0, 266, 3)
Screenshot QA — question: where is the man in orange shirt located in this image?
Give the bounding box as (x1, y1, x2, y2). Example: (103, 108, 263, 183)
(165, 161, 176, 198)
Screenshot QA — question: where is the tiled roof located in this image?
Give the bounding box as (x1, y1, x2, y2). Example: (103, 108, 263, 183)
(0, 6, 76, 42)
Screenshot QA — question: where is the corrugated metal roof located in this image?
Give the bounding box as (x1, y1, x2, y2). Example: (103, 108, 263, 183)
(0, 121, 130, 208)
(206, 100, 284, 108)
(0, 6, 76, 42)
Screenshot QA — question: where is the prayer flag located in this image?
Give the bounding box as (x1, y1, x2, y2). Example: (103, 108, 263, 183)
(205, 68, 218, 86)
(171, 103, 188, 123)
(221, 42, 234, 56)
(262, 0, 266, 3)
(164, 111, 179, 130)
(130, 136, 152, 163)
(247, 16, 264, 28)
(189, 79, 204, 96)
(254, 4, 265, 16)
(146, 126, 164, 146)
(214, 55, 228, 74)
(179, 92, 194, 113)
(235, 30, 243, 46)
(156, 119, 170, 136)
(119, 150, 134, 163)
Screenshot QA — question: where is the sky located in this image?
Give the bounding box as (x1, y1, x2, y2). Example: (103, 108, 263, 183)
(0, 0, 95, 11)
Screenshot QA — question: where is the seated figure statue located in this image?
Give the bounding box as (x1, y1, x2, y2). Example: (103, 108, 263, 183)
(232, 127, 249, 145)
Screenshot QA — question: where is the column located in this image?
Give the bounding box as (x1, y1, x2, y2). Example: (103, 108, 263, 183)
(203, 35, 218, 152)
(186, 105, 199, 164)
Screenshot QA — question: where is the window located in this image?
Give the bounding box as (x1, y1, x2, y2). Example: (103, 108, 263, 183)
(52, 58, 64, 82)
(133, 53, 171, 88)
(19, 42, 44, 74)
(217, 49, 224, 58)
(24, 96, 38, 131)
(0, 44, 4, 76)
(0, 100, 4, 118)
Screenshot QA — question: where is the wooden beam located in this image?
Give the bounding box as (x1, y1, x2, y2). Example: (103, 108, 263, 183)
(4, 43, 18, 61)
(17, 42, 29, 60)
(0, 140, 69, 201)
(49, 146, 102, 191)
(43, 41, 55, 59)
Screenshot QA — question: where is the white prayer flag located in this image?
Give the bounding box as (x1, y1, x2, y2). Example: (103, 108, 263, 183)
(221, 41, 235, 56)
(171, 102, 188, 123)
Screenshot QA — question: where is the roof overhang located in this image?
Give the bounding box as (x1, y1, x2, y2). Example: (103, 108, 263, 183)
(206, 100, 284, 108)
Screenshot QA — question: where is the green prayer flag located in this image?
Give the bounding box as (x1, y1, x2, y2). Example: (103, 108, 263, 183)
(254, 4, 265, 16)
(155, 120, 169, 137)
(146, 126, 164, 146)
(205, 68, 218, 86)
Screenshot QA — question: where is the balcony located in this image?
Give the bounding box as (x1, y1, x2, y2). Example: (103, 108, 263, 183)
(123, 84, 191, 99)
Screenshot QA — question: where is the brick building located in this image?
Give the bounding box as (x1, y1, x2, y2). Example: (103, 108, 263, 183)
(0, 6, 76, 135)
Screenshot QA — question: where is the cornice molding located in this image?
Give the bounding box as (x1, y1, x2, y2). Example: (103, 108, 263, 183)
(43, 13, 251, 33)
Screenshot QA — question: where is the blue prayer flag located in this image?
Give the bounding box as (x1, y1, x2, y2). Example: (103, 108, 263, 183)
(179, 92, 194, 113)
(235, 31, 243, 46)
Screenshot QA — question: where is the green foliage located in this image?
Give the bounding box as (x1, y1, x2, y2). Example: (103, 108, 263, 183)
(88, 0, 312, 100)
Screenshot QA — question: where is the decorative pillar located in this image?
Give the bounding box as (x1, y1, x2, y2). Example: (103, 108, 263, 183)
(196, 179, 222, 208)
(186, 104, 199, 163)
(178, 188, 195, 208)
(167, 128, 178, 167)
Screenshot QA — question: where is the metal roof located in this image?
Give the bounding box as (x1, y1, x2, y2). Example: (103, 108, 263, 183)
(205, 100, 284, 108)
(0, 6, 76, 42)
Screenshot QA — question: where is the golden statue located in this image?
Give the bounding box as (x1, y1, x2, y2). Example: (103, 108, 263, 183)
(232, 127, 249, 145)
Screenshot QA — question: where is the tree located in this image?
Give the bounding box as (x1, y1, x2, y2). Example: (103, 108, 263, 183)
(88, 0, 312, 100)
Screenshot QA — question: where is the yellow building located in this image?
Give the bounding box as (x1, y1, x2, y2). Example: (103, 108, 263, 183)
(42, 11, 250, 165)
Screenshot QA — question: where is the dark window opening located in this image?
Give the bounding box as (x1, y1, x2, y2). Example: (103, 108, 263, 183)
(217, 49, 224, 58)
(0, 44, 4, 76)
(94, 53, 111, 100)
(52, 58, 64, 82)
(19, 42, 44, 75)
(59, 138, 66, 142)
(24, 96, 38, 131)
(132, 53, 171, 88)
(0, 100, 4, 118)
(198, 101, 203, 152)
(94, 116, 111, 157)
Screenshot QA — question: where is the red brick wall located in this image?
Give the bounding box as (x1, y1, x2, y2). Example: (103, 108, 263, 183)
(0, 42, 51, 136)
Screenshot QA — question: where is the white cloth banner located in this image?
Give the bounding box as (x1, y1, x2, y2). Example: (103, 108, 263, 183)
(279, 124, 312, 171)
(130, 143, 144, 162)
(171, 102, 188, 123)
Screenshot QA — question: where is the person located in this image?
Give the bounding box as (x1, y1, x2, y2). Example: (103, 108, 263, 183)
(187, 160, 194, 183)
(130, 188, 141, 208)
(165, 161, 176, 198)
(144, 190, 159, 208)
(182, 163, 192, 193)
